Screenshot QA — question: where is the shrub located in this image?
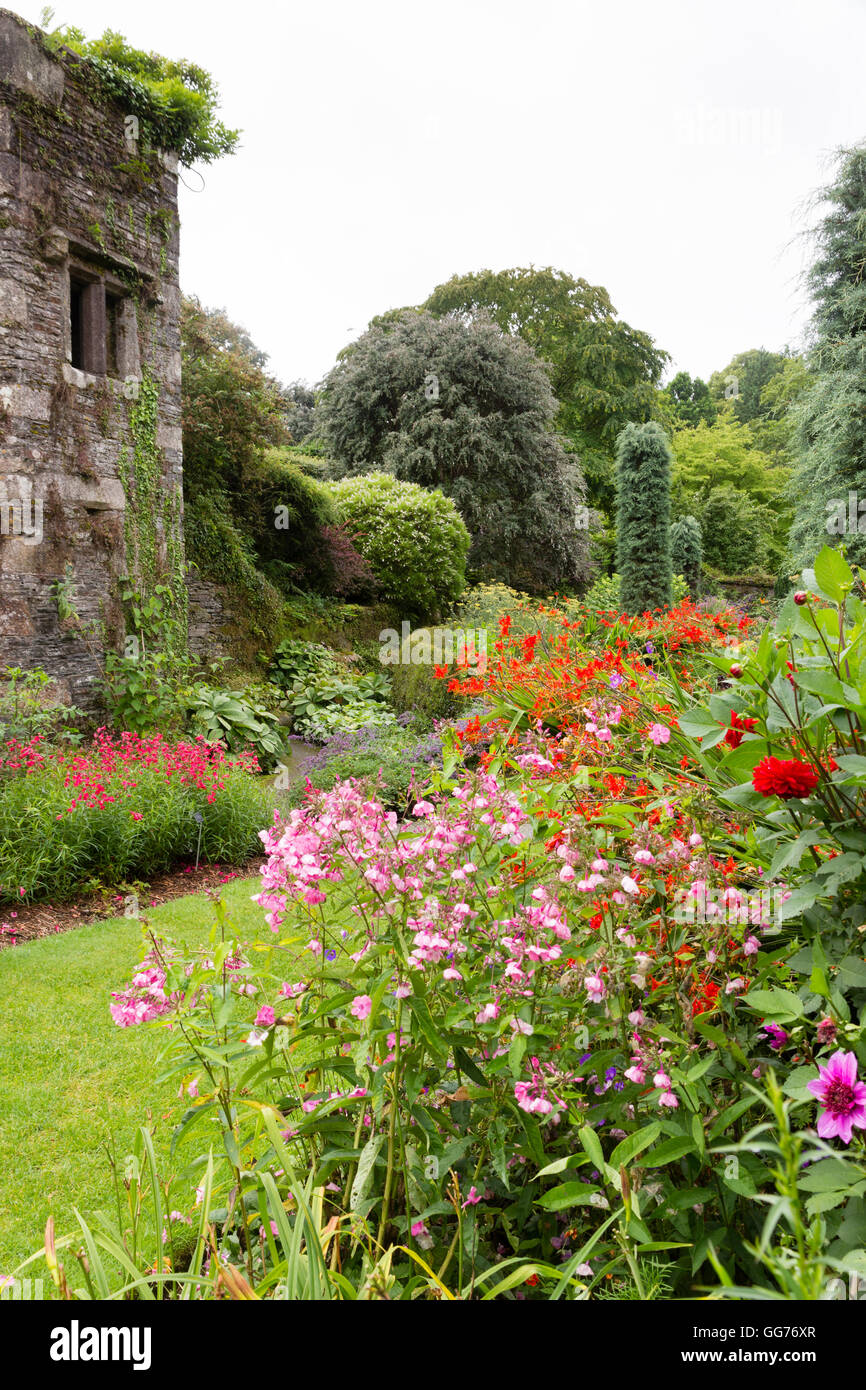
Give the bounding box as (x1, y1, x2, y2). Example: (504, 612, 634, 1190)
(290, 722, 442, 811)
(670, 514, 703, 598)
(615, 421, 673, 613)
(284, 670, 396, 742)
(699, 484, 768, 574)
(183, 686, 285, 771)
(244, 448, 338, 594)
(0, 667, 87, 746)
(583, 572, 688, 612)
(387, 646, 461, 724)
(320, 523, 380, 600)
(268, 639, 339, 689)
(0, 732, 270, 903)
(327, 473, 470, 617)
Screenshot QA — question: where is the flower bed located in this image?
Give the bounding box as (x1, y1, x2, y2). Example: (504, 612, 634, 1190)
(34, 554, 866, 1301)
(0, 730, 270, 905)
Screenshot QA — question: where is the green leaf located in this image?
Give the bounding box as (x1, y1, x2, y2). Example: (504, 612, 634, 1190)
(578, 1123, 606, 1175)
(678, 709, 725, 738)
(719, 738, 771, 777)
(350, 1134, 383, 1211)
(798, 1158, 864, 1193)
(643, 1136, 697, 1167)
(741, 987, 805, 1021)
(782, 1066, 817, 1100)
(610, 1123, 662, 1169)
(838, 956, 866, 989)
(407, 997, 448, 1060)
(536, 1181, 604, 1212)
(814, 546, 854, 604)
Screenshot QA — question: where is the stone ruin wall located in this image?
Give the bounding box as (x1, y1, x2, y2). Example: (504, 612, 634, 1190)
(0, 8, 183, 709)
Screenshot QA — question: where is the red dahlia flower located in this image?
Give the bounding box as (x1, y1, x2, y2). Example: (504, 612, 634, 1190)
(752, 756, 819, 799)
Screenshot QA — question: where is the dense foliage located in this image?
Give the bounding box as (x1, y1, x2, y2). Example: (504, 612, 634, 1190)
(424, 266, 668, 514)
(77, 564, 866, 1302)
(319, 311, 590, 593)
(44, 23, 239, 165)
(789, 145, 866, 570)
(616, 422, 673, 613)
(669, 515, 703, 598)
(327, 473, 470, 617)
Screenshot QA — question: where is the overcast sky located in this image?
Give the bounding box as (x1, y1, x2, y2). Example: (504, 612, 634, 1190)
(14, 0, 866, 388)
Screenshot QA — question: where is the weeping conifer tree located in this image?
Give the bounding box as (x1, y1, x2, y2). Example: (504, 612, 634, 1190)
(670, 514, 703, 598)
(615, 421, 673, 613)
(789, 145, 866, 570)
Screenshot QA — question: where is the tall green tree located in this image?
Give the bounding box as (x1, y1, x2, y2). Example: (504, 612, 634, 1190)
(708, 348, 791, 425)
(423, 267, 668, 512)
(789, 145, 866, 570)
(319, 309, 590, 593)
(661, 371, 717, 429)
(670, 515, 703, 598)
(616, 422, 673, 613)
(699, 486, 767, 575)
(670, 416, 791, 570)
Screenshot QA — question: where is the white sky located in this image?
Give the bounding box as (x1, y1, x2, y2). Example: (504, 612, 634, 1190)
(14, 0, 866, 388)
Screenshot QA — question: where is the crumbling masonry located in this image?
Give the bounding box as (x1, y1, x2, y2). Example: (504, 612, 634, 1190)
(0, 8, 184, 706)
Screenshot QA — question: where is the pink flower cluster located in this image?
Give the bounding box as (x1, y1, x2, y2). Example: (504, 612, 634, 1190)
(254, 776, 573, 1013)
(110, 963, 180, 1027)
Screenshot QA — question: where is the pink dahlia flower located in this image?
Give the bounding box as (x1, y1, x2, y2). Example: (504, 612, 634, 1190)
(806, 1050, 866, 1144)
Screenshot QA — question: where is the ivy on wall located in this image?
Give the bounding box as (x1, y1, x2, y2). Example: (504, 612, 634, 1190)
(118, 367, 187, 653)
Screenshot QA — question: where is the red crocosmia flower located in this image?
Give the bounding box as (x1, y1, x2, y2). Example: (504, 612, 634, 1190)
(752, 756, 819, 799)
(724, 710, 758, 749)
(691, 979, 719, 1016)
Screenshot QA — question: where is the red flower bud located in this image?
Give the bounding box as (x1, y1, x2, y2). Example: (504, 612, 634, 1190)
(793, 591, 808, 606)
(730, 664, 743, 678)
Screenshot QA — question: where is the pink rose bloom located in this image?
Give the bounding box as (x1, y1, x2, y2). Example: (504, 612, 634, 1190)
(350, 994, 373, 1021)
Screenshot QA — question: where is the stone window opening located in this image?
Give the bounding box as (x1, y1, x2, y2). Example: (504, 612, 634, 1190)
(67, 266, 139, 381)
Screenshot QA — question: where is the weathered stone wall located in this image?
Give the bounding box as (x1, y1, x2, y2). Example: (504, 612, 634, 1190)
(0, 9, 183, 706)
(187, 575, 246, 664)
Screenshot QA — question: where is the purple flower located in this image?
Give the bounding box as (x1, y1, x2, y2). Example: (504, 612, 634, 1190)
(806, 1050, 866, 1144)
(762, 1023, 788, 1052)
(609, 672, 624, 689)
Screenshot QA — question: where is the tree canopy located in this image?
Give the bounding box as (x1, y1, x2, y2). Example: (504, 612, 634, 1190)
(319, 309, 590, 593)
(423, 266, 668, 512)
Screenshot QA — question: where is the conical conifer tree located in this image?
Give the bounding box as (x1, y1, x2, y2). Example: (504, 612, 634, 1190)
(670, 514, 703, 598)
(789, 145, 866, 569)
(615, 421, 673, 613)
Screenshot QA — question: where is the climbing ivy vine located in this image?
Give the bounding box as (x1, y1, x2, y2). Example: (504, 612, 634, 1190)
(118, 368, 187, 655)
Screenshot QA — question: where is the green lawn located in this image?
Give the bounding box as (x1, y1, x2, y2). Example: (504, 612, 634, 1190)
(0, 876, 264, 1273)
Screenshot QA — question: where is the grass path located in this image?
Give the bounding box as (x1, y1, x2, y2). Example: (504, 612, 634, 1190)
(0, 876, 264, 1273)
